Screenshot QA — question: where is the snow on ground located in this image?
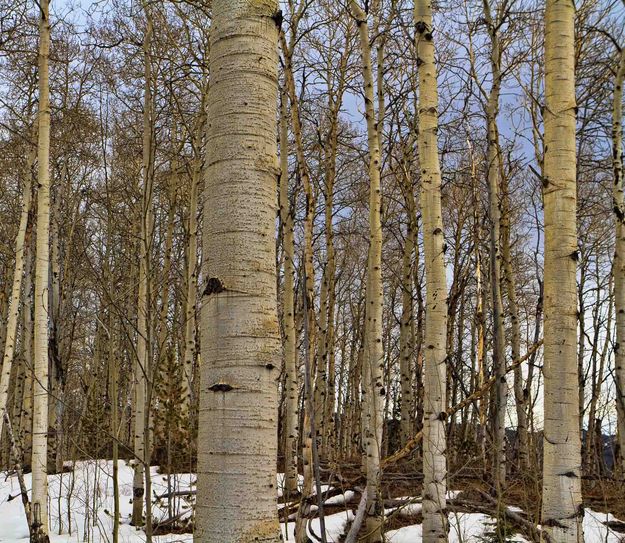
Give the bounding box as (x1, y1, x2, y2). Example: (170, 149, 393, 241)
(1, 461, 194, 543)
(1, 463, 623, 542)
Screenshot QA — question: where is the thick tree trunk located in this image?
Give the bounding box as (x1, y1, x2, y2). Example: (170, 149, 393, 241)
(195, 1, 281, 541)
(414, 1, 449, 541)
(31, 0, 51, 538)
(541, 0, 584, 540)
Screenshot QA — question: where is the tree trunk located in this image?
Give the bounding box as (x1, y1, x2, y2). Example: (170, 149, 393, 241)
(132, 9, 154, 526)
(541, 0, 584, 539)
(0, 136, 34, 437)
(279, 87, 299, 497)
(195, 1, 281, 541)
(349, 3, 385, 540)
(182, 108, 205, 419)
(612, 41, 625, 477)
(280, 22, 317, 542)
(482, 0, 507, 490)
(500, 167, 528, 472)
(399, 143, 418, 448)
(414, 1, 449, 541)
(31, 0, 51, 538)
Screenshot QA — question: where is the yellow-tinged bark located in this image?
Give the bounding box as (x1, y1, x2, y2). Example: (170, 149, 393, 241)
(195, 1, 281, 541)
(414, 0, 448, 541)
(541, 0, 584, 540)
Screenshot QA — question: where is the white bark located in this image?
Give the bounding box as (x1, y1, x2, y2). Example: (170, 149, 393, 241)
(0, 139, 34, 438)
(132, 9, 154, 526)
(349, 3, 385, 540)
(541, 0, 584, 540)
(195, 1, 281, 541)
(414, 0, 449, 540)
(279, 88, 299, 497)
(31, 0, 51, 537)
(612, 40, 625, 476)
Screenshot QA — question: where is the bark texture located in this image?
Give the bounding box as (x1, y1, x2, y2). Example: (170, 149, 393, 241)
(279, 88, 299, 497)
(414, 1, 449, 541)
(612, 39, 625, 476)
(0, 139, 33, 437)
(541, 0, 584, 540)
(350, 2, 385, 540)
(31, 0, 51, 537)
(195, 1, 281, 541)
(132, 10, 154, 526)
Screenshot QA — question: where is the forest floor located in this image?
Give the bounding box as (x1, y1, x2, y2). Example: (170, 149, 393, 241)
(0, 461, 624, 542)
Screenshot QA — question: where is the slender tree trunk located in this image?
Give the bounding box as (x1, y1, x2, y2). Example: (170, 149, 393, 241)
(0, 140, 34, 437)
(320, 63, 346, 455)
(500, 168, 528, 472)
(195, 1, 281, 541)
(31, 0, 51, 538)
(612, 42, 625, 476)
(414, 1, 448, 541)
(541, 0, 584, 539)
(399, 202, 416, 447)
(280, 24, 317, 543)
(19, 236, 34, 467)
(399, 150, 417, 447)
(349, 3, 385, 540)
(132, 10, 154, 526)
(182, 109, 205, 418)
(481, 0, 507, 489)
(279, 88, 299, 497)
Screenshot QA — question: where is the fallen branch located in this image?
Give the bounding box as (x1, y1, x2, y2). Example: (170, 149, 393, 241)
(383, 340, 543, 468)
(343, 491, 368, 543)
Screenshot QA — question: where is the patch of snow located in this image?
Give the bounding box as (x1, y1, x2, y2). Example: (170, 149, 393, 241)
(2, 466, 623, 543)
(324, 490, 355, 506)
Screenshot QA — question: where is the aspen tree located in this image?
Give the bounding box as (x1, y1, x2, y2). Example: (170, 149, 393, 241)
(612, 40, 625, 476)
(481, 0, 507, 489)
(414, 0, 449, 540)
(132, 8, 154, 526)
(399, 148, 417, 447)
(31, 0, 51, 538)
(19, 238, 34, 466)
(501, 168, 529, 470)
(195, 0, 281, 541)
(0, 131, 34, 437)
(349, 2, 385, 539)
(278, 6, 318, 539)
(541, 0, 584, 539)
(319, 25, 351, 454)
(181, 103, 205, 419)
(279, 87, 299, 497)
